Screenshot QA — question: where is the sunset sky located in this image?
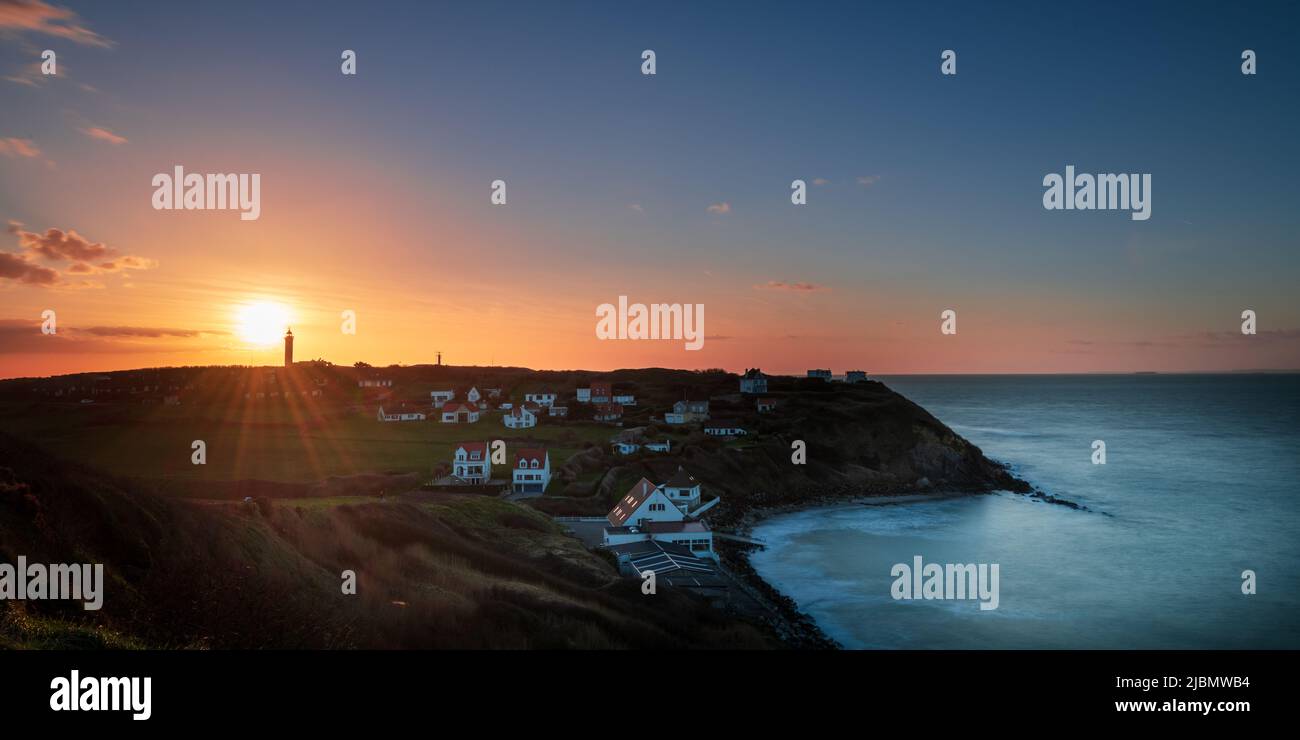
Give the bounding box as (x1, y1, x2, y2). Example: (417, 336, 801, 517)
(2, 0, 1298, 378)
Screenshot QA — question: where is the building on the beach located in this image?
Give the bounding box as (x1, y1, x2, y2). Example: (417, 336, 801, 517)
(606, 540, 726, 591)
(511, 448, 550, 494)
(807, 369, 832, 381)
(739, 368, 769, 394)
(452, 441, 491, 483)
(603, 474, 715, 558)
(441, 401, 482, 423)
(660, 466, 703, 513)
(845, 370, 868, 383)
(377, 405, 426, 422)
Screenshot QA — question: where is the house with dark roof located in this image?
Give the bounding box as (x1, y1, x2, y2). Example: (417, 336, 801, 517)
(661, 466, 702, 513)
(603, 471, 715, 558)
(512, 448, 550, 494)
(740, 368, 769, 394)
(606, 540, 727, 590)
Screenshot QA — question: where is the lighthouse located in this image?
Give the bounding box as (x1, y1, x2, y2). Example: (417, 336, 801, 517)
(284, 328, 294, 367)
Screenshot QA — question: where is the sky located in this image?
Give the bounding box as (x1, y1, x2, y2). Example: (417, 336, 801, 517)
(1, 0, 1298, 378)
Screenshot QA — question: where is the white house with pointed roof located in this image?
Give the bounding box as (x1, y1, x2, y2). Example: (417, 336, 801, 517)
(441, 401, 481, 423)
(512, 448, 550, 494)
(661, 466, 702, 513)
(504, 403, 537, 429)
(452, 441, 491, 483)
(739, 368, 769, 394)
(603, 473, 715, 558)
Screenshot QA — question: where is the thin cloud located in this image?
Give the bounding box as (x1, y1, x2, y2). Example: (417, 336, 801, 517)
(856, 175, 881, 186)
(0, 0, 115, 48)
(706, 202, 731, 215)
(80, 126, 126, 145)
(0, 137, 40, 158)
(812, 178, 830, 186)
(78, 325, 221, 338)
(754, 280, 831, 293)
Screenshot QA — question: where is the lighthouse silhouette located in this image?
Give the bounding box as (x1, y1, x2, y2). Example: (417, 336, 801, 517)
(284, 327, 294, 367)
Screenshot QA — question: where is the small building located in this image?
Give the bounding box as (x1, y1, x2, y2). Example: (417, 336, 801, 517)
(452, 441, 491, 483)
(644, 439, 671, 453)
(845, 370, 868, 383)
(757, 397, 777, 413)
(378, 406, 427, 422)
(465, 386, 483, 405)
(739, 368, 769, 394)
(576, 387, 592, 403)
(548, 405, 568, 417)
(661, 466, 702, 512)
(612, 441, 641, 455)
(512, 448, 550, 494)
(612, 393, 636, 406)
(524, 390, 557, 407)
(665, 399, 709, 424)
(430, 390, 455, 405)
(504, 404, 537, 429)
(441, 401, 482, 424)
(590, 381, 613, 404)
(358, 378, 393, 388)
(607, 540, 726, 591)
(593, 403, 623, 422)
(807, 369, 832, 381)
(603, 475, 715, 558)
(704, 420, 746, 438)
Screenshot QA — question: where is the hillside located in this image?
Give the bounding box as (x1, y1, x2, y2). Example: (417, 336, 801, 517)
(0, 433, 773, 649)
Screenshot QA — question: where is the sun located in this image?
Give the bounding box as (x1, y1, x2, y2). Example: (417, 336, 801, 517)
(235, 301, 291, 346)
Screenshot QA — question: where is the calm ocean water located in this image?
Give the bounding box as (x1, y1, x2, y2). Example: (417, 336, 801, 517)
(750, 374, 1300, 649)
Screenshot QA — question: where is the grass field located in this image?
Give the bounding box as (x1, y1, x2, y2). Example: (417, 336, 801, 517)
(0, 400, 617, 484)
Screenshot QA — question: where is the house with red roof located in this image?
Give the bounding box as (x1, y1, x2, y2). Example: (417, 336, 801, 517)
(440, 401, 481, 424)
(512, 448, 550, 494)
(452, 441, 491, 483)
(590, 381, 613, 404)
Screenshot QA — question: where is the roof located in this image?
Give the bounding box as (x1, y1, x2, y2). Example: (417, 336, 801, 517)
(590, 381, 612, 393)
(664, 466, 699, 489)
(514, 448, 547, 467)
(607, 477, 659, 526)
(455, 441, 488, 456)
(742, 368, 767, 379)
(509, 404, 534, 417)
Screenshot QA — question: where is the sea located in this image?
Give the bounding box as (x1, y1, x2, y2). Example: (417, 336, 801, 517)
(749, 374, 1300, 649)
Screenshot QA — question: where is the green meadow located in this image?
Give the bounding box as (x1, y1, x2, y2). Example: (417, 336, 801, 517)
(0, 400, 615, 484)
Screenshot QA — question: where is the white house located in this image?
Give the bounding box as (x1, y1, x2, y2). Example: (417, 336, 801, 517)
(465, 386, 483, 405)
(612, 441, 641, 455)
(451, 441, 491, 483)
(576, 387, 592, 403)
(845, 370, 868, 383)
(644, 439, 671, 453)
(441, 401, 482, 424)
(661, 466, 702, 513)
(524, 390, 557, 407)
(548, 405, 568, 417)
(740, 368, 769, 394)
(612, 393, 636, 406)
(430, 390, 455, 405)
(377, 406, 426, 422)
(504, 404, 537, 429)
(807, 369, 832, 381)
(512, 448, 550, 494)
(704, 420, 746, 438)
(665, 399, 709, 424)
(603, 476, 714, 558)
